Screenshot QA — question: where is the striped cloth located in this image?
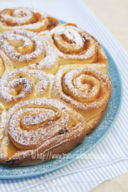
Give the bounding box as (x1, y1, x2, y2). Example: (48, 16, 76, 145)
(0, 0, 128, 191)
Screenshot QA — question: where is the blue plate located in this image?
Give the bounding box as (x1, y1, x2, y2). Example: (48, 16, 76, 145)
(0, 21, 122, 179)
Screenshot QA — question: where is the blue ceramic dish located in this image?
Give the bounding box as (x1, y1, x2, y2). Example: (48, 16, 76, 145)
(0, 21, 122, 179)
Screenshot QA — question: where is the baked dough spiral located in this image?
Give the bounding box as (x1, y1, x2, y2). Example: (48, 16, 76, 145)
(0, 7, 59, 33)
(49, 23, 107, 73)
(53, 65, 111, 133)
(0, 30, 58, 73)
(0, 30, 45, 67)
(0, 68, 52, 108)
(4, 98, 86, 166)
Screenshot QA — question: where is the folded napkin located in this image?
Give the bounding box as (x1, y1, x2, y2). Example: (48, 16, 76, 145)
(0, 0, 128, 191)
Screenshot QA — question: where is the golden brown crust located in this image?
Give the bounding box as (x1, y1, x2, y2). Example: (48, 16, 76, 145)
(6, 130, 86, 166)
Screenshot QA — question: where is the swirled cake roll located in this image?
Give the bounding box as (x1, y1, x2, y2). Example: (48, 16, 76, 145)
(0, 7, 59, 33)
(0, 68, 53, 108)
(40, 23, 108, 73)
(0, 30, 59, 73)
(52, 65, 111, 133)
(0, 98, 87, 166)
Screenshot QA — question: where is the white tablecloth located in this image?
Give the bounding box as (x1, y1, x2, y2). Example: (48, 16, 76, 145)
(0, 0, 128, 191)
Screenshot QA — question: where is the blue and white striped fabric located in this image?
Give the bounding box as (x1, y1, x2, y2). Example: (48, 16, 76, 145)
(0, 0, 128, 191)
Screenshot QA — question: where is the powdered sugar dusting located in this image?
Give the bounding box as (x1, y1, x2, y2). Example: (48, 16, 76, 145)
(51, 24, 97, 61)
(0, 8, 33, 25)
(54, 66, 111, 111)
(0, 68, 50, 104)
(7, 98, 70, 149)
(0, 7, 48, 32)
(29, 36, 58, 72)
(4, 97, 86, 165)
(0, 30, 45, 63)
(0, 7, 59, 32)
